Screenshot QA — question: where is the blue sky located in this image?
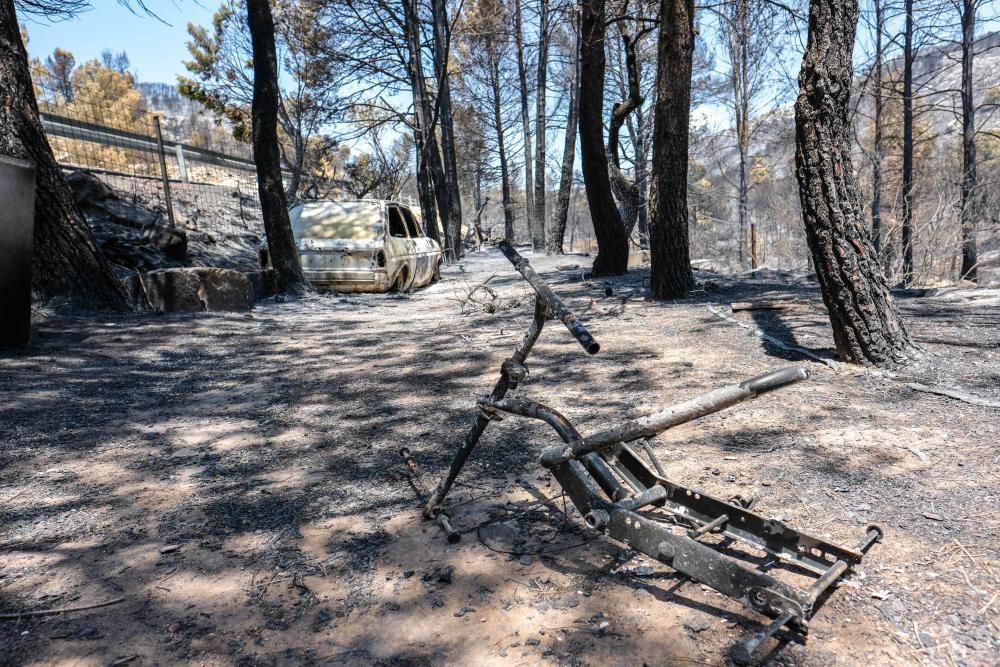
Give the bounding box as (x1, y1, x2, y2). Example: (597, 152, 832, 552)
(23, 1, 217, 85)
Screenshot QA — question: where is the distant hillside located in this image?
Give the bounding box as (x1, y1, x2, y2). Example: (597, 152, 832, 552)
(137, 82, 249, 157)
(687, 30, 1000, 284)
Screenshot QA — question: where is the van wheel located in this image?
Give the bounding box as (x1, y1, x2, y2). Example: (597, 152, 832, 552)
(391, 269, 410, 293)
(430, 261, 441, 284)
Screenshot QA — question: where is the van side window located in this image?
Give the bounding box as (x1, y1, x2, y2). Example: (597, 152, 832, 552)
(401, 207, 421, 238)
(387, 206, 408, 238)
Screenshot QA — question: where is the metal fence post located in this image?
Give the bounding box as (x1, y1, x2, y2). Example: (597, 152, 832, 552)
(175, 144, 189, 184)
(152, 115, 176, 228)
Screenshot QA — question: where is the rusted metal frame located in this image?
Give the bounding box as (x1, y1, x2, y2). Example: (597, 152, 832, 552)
(482, 392, 882, 664)
(549, 457, 882, 659)
(483, 377, 865, 574)
(730, 526, 882, 664)
(424, 243, 601, 519)
(423, 297, 548, 518)
(540, 367, 809, 468)
(546, 459, 815, 621)
(611, 444, 863, 573)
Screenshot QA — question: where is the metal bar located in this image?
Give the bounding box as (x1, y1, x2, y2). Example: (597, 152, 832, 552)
(730, 612, 795, 665)
(482, 397, 580, 443)
(688, 513, 729, 539)
(616, 484, 668, 511)
(540, 367, 809, 468)
(175, 144, 189, 184)
(482, 397, 628, 501)
(151, 116, 175, 228)
(401, 447, 460, 543)
(40, 112, 259, 172)
(497, 241, 600, 354)
(423, 297, 548, 517)
(581, 453, 629, 501)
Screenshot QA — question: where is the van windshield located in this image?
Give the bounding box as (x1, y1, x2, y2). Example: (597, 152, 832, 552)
(291, 201, 383, 240)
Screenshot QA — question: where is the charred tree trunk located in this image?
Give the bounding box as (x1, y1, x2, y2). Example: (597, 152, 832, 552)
(649, 0, 696, 298)
(549, 14, 581, 254)
(794, 0, 915, 366)
(730, 0, 754, 268)
(959, 0, 978, 282)
(490, 58, 515, 242)
(248, 0, 309, 294)
(513, 0, 537, 247)
(580, 0, 629, 275)
(0, 0, 128, 310)
(633, 107, 649, 248)
(403, 0, 447, 246)
(609, 27, 644, 237)
(413, 131, 441, 243)
(432, 0, 463, 256)
(533, 0, 549, 249)
(871, 0, 883, 258)
(901, 0, 914, 285)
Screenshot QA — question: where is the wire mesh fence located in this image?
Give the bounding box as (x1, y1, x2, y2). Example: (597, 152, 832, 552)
(32, 66, 263, 238)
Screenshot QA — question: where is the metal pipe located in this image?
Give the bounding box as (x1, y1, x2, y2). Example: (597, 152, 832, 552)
(482, 397, 581, 443)
(859, 525, 883, 553)
(438, 514, 461, 544)
(541, 367, 809, 468)
(498, 241, 600, 354)
(423, 298, 548, 517)
(152, 115, 176, 228)
(581, 453, 629, 501)
(805, 527, 882, 603)
(730, 611, 795, 665)
(480, 397, 629, 501)
(688, 513, 729, 539)
(584, 509, 609, 530)
(617, 484, 668, 511)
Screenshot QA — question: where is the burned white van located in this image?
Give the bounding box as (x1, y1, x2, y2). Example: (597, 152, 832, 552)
(276, 200, 443, 293)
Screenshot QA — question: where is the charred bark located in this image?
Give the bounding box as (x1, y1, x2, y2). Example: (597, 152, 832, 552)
(901, 0, 914, 284)
(413, 131, 441, 243)
(794, 0, 915, 366)
(403, 0, 447, 246)
(490, 58, 515, 242)
(959, 0, 978, 282)
(871, 0, 883, 258)
(579, 0, 629, 275)
(432, 0, 463, 256)
(0, 0, 128, 310)
(513, 0, 537, 247)
(248, 0, 308, 294)
(728, 0, 753, 268)
(649, 0, 696, 298)
(533, 0, 549, 249)
(609, 26, 644, 237)
(549, 12, 581, 254)
(633, 107, 649, 248)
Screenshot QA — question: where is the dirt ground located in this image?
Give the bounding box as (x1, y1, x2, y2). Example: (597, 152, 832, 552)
(1, 249, 998, 667)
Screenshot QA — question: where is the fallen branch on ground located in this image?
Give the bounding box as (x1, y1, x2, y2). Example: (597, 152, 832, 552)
(0, 597, 125, 620)
(730, 301, 799, 312)
(906, 383, 1000, 408)
(706, 305, 840, 370)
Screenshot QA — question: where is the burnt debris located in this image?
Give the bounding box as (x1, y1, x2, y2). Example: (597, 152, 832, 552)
(414, 242, 882, 664)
